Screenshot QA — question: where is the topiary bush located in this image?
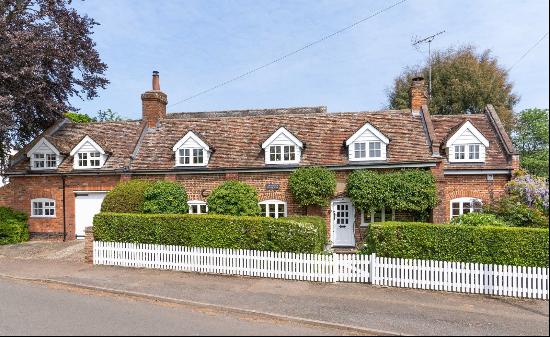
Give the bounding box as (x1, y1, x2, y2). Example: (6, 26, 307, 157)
(450, 212, 507, 226)
(143, 181, 189, 214)
(207, 181, 261, 216)
(362, 222, 549, 267)
(93, 213, 326, 253)
(0, 207, 29, 245)
(289, 167, 336, 209)
(101, 180, 154, 213)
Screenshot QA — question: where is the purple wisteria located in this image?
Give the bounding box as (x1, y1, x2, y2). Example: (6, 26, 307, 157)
(506, 173, 549, 212)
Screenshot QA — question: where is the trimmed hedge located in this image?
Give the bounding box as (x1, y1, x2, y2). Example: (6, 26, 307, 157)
(101, 180, 154, 213)
(0, 207, 29, 245)
(93, 213, 326, 253)
(362, 222, 549, 267)
(289, 167, 336, 207)
(207, 181, 261, 216)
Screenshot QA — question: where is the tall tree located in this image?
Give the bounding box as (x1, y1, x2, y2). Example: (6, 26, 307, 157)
(512, 108, 549, 178)
(387, 45, 519, 131)
(0, 0, 108, 173)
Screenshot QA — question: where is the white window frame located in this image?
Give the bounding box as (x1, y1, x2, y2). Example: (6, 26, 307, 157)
(259, 200, 287, 218)
(360, 207, 395, 227)
(446, 121, 489, 163)
(173, 131, 210, 167)
(188, 200, 208, 214)
(27, 138, 61, 170)
(31, 198, 56, 218)
(450, 197, 483, 220)
(70, 136, 107, 169)
(262, 127, 303, 165)
(346, 123, 389, 162)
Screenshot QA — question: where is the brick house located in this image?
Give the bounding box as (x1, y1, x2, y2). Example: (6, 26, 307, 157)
(0, 72, 519, 246)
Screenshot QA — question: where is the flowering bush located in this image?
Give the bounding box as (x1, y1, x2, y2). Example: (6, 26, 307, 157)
(506, 171, 549, 214)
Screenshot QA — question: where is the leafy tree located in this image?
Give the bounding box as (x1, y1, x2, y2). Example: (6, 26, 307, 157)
(289, 167, 336, 212)
(512, 108, 549, 177)
(0, 0, 108, 174)
(207, 181, 261, 216)
(387, 45, 519, 131)
(64, 112, 94, 123)
(96, 108, 123, 122)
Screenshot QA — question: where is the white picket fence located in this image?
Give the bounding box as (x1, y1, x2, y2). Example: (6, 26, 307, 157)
(93, 241, 549, 300)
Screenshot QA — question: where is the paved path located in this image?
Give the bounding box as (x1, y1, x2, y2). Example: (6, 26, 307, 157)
(0, 257, 547, 336)
(0, 277, 352, 336)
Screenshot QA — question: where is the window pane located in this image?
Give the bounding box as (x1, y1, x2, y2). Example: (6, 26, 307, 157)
(283, 146, 295, 161)
(268, 204, 276, 217)
(473, 199, 483, 212)
(373, 209, 383, 222)
(46, 154, 57, 167)
(200, 204, 208, 214)
(260, 204, 266, 216)
(451, 202, 461, 217)
(369, 142, 381, 158)
(454, 145, 465, 160)
(354, 143, 366, 159)
(270, 146, 281, 161)
(469, 144, 480, 160)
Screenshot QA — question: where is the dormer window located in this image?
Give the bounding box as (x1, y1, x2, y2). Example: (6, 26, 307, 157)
(446, 121, 489, 163)
(70, 136, 107, 169)
(262, 127, 303, 165)
(27, 138, 61, 170)
(346, 123, 389, 161)
(173, 131, 210, 167)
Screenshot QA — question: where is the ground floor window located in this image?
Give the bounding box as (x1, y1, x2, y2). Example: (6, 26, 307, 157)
(361, 207, 395, 227)
(188, 200, 208, 214)
(450, 197, 482, 219)
(31, 198, 56, 217)
(259, 200, 286, 218)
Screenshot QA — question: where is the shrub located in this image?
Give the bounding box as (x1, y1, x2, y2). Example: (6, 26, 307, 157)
(362, 222, 549, 267)
(347, 169, 437, 214)
(506, 172, 549, 214)
(207, 181, 261, 216)
(486, 195, 548, 228)
(450, 212, 507, 226)
(0, 207, 29, 245)
(93, 213, 326, 253)
(287, 215, 328, 249)
(143, 181, 188, 214)
(289, 167, 336, 208)
(101, 180, 154, 213)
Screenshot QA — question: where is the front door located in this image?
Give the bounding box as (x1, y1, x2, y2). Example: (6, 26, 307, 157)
(75, 192, 107, 239)
(331, 199, 355, 247)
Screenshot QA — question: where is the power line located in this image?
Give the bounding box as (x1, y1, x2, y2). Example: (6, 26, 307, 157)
(508, 31, 549, 72)
(168, 0, 409, 107)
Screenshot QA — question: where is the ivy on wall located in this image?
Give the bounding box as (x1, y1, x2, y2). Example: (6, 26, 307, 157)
(346, 169, 438, 213)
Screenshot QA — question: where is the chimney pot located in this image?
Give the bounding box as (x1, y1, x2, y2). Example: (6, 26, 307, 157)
(142, 71, 167, 127)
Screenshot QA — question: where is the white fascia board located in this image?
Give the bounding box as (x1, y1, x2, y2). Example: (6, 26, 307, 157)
(70, 135, 106, 156)
(172, 131, 210, 151)
(27, 138, 60, 157)
(345, 123, 389, 146)
(261, 127, 303, 149)
(445, 121, 489, 148)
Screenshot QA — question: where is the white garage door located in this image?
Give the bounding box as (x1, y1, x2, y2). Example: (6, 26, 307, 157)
(75, 191, 107, 239)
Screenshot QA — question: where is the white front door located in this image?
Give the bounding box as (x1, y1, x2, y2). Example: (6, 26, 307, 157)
(75, 192, 107, 239)
(331, 199, 355, 247)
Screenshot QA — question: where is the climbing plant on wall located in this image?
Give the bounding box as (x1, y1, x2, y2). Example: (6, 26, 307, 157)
(346, 169, 438, 214)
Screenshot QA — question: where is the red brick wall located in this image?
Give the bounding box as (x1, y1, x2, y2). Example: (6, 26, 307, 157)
(0, 167, 511, 243)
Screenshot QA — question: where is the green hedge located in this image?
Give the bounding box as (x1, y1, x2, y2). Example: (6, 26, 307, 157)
(207, 181, 261, 216)
(0, 207, 29, 245)
(362, 222, 549, 267)
(101, 180, 154, 213)
(143, 181, 189, 214)
(93, 213, 326, 253)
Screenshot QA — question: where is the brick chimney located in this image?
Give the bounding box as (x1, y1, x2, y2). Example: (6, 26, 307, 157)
(409, 76, 428, 113)
(141, 71, 167, 128)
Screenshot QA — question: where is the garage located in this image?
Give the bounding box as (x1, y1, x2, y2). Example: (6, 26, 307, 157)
(74, 191, 108, 239)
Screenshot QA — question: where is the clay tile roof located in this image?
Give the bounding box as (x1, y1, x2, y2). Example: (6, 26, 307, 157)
(431, 114, 512, 170)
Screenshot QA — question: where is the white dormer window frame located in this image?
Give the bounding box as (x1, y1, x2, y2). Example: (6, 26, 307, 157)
(27, 138, 61, 170)
(346, 123, 389, 162)
(262, 127, 303, 165)
(446, 121, 489, 163)
(172, 131, 210, 167)
(70, 136, 107, 169)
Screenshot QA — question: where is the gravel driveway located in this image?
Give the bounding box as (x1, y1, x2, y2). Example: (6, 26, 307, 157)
(0, 240, 84, 262)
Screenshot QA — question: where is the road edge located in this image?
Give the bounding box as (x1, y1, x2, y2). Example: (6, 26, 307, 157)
(0, 273, 405, 336)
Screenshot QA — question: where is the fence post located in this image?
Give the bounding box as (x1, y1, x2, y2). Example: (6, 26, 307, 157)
(333, 253, 339, 283)
(370, 253, 377, 284)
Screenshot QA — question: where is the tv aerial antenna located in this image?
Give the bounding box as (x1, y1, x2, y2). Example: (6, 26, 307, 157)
(412, 30, 445, 99)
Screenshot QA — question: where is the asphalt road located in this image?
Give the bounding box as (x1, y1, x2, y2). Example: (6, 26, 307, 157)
(0, 278, 350, 336)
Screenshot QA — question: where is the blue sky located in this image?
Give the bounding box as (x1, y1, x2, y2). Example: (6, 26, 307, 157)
(70, 0, 549, 119)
